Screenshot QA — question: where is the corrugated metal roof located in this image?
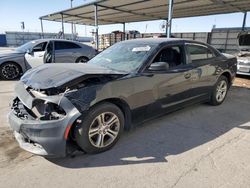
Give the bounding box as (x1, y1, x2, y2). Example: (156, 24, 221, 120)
(40, 0, 250, 25)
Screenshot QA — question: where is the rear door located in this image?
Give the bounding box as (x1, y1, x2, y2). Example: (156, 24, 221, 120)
(185, 43, 218, 96)
(54, 41, 82, 63)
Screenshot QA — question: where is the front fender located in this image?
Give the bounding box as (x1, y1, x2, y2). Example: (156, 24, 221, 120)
(0, 55, 28, 74)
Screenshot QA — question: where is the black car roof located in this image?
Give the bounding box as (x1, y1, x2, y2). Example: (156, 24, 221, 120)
(120, 38, 207, 46)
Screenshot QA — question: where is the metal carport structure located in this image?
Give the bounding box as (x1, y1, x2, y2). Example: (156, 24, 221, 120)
(40, 0, 250, 50)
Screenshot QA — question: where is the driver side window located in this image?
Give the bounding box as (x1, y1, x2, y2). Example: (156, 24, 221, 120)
(33, 42, 47, 52)
(153, 46, 184, 69)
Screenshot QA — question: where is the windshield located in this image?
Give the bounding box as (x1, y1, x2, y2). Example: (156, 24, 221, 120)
(15, 41, 36, 52)
(88, 42, 156, 72)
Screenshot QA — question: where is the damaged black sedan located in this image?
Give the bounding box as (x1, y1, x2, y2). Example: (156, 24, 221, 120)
(8, 38, 237, 156)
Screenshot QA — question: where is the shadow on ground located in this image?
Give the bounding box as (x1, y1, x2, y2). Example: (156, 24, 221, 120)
(46, 87, 250, 168)
(236, 74, 250, 79)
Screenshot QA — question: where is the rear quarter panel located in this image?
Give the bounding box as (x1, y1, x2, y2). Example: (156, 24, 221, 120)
(221, 53, 237, 81)
(79, 45, 96, 59)
(205, 53, 237, 86)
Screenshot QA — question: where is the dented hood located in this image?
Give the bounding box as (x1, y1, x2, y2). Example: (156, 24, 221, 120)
(21, 63, 125, 90)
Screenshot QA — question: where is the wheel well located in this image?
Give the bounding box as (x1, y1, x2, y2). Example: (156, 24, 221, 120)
(67, 97, 132, 152)
(221, 72, 232, 86)
(76, 56, 89, 62)
(97, 98, 132, 131)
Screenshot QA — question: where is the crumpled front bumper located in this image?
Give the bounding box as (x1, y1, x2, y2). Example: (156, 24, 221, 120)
(8, 81, 81, 157)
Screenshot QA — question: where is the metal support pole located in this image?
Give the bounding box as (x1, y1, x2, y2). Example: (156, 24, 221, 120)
(225, 30, 229, 52)
(94, 4, 99, 50)
(167, 0, 174, 38)
(70, 0, 74, 39)
(61, 13, 64, 39)
(165, 19, 168, 36)
(242, 12, 247, 31)
(74, 24, 76, 36)
(40, 18, 44, 39)
(123, 23, 126, 40)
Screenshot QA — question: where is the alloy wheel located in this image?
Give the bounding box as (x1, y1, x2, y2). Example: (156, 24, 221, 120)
(88, 112, 120, 148)
(216, 80, 228, 102)
(1, 63, 20, 80)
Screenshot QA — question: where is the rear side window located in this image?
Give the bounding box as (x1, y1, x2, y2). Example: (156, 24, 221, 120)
(55, 41, 81, 50)
(187, 44, 214, 62)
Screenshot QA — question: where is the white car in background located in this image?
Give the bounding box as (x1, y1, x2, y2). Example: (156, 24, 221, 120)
(237, 32, 250, 76)
(0, 39, 97, 80)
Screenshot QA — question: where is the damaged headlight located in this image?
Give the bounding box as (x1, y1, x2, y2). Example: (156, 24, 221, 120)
(26, 88, 67, 120)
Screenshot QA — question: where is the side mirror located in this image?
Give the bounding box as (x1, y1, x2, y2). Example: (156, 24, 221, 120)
(148, 62, 170, 71)
(26, 49, 33, 55)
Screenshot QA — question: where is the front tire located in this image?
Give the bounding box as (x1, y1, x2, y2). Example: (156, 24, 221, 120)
(0, 62, 21, 80)
(75, 102, 124, 154)
(209, 75, 229, 106)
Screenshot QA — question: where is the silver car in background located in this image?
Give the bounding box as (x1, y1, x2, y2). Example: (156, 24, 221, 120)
(237, 32, 250, 76)
(0, 39, 97, 80)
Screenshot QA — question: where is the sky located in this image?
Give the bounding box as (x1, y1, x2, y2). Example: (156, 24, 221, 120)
(0, 0, 249, 37)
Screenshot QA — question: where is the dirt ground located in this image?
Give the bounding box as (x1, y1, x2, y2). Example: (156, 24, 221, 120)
(0, 76, 250, 188)
(233, 75, 250, 88)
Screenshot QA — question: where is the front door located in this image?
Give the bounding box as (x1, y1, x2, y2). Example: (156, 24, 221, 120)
(24, 41, 47, 68)
(144, 44, 201, 115)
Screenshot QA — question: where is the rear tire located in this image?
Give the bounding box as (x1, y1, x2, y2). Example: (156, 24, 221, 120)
(74, 102, 124, 154)
(76, 56, 89, 63)
(0, 62, 22, 80)
(209, 75, 229, 106)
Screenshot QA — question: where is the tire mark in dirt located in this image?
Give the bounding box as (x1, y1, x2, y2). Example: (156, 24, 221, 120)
(0, 127, 33, 168)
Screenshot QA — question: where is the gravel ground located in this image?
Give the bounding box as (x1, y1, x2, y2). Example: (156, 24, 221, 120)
(0, 77, 250, 188)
